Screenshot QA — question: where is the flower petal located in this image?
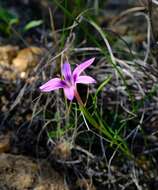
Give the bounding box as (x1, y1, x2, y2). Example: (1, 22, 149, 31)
(64, 87, 74, 100)
(73, 57, 95, 80)
(76, 76, 96, 84)
(39, 78, 64, 92)
(62, 62, 72, 81)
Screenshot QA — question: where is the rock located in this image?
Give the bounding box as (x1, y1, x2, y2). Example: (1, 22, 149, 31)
(53, 141, 72, 160)
(0, 133, 11, 153)
(0, 45, 44, 80)
(0, 153, 66, 190)
(0, 68, 17, 80)
(0, 45, 19, 65)
(0, 45, 19, 80)
(12, 46, 44, 72)
(34, 182, 68, 190)
(77, 179, 96, 190)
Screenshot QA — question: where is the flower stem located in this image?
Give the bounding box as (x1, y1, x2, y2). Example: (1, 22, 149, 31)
(74, 90, 84, 107)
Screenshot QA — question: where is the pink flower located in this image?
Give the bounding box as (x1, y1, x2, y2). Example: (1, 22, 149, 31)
(39, 58, 96, 100)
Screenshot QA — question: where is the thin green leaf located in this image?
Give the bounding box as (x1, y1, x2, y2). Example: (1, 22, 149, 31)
(93, 75, 112, 104)
(0, 7, 18, 23)
(23, 20, 43, 32)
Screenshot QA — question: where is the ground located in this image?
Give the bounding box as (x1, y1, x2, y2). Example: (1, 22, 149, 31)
(0, 0, 158, 190)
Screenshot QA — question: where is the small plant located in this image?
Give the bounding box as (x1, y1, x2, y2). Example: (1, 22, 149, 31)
(0, 7, 19, 35)
(0, 7, 43, 36)
(39, 57, 131, 157)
